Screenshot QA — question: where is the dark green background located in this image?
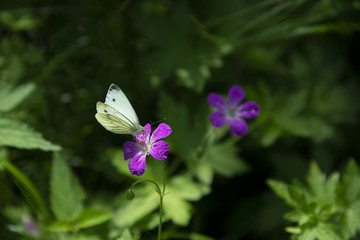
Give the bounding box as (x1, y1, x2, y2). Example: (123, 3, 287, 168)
(1, 0, 360, 239)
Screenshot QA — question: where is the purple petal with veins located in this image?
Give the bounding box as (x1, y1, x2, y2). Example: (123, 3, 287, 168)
(238, 101, 260, 118)
(229, 118, 248, 136)
(207, 93, 227, 110)
(149, 140, 169, 160)
(123, 141, 142, 160)
(128, 152, 147, 176)
(210, 111, 227, 128)
(151, 123, 172, 143)
(228, 85, 245, 107)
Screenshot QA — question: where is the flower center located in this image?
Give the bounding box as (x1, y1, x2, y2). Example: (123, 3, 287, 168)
(226, 106, 238, 119)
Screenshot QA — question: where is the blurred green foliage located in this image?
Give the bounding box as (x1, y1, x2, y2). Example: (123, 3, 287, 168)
(268, 160, 360, 240)
(0, 0, 360, 239)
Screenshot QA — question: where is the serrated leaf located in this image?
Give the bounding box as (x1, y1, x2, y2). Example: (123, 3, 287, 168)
(306, 162, 326, 201)
(0, 118, 61, 151)
(164, 175, 210, 226)
(342, 159, 360, 203)
(113, 186, 159, 228)
(203, 142, 249, 177)
(50, 152, 86, 221)
(267, 179, 294, 206)
(167, 175, 210, 201)
(195, 161, 214, 185)
(163, 193, 192, 226)
(340, 200, 360, 239)
(299, 223, 341, 240)
(273, 115, 334, 141)
(0, 82, 35, 112)
(284, 210, 307, 223)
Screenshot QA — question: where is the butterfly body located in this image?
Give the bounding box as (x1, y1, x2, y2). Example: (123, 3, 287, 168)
(95, 84, 144, 136)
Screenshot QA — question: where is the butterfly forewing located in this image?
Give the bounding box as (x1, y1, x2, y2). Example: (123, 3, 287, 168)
(105, 84, 140, 126)
(95, 84, 145, 136)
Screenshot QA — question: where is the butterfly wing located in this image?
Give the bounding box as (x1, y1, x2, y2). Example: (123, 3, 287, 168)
(104, 84, 140, 126)
(95, 102, 136, 135)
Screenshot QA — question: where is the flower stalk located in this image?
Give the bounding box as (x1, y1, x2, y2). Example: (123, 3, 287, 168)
(127, 161, 167, 240)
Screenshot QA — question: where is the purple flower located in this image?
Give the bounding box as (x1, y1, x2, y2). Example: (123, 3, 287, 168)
(22, 216, 40, 237)
(123, 123, 172, 176)
(208, 85, 260, 136)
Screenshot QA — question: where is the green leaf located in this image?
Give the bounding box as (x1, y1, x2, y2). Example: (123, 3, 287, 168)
(0, 12, 38, 31)
(267, 179, 294, 206)
(47, 208, 112, 232)
(203, 142, 249, 177)
(305, 162, 326, 199)
(340, 200, 360, 239)
(113, 186, 159, 228)
(0, 118, 61, 151)
(164, 175, 210, 226)
(299, 222, 341, 240)
(167, 175, 210, 201)
(50, 152, 86, 221)
(163, 193, 192, 226)
(158, 93, 207, 165)
(67, 234, 101, 240)
(117, 228, 136, 240)
(273, 115, 334, 142)
(339, 160, 360, 239)
(75, 208, 112, 229)
(0, 82, 35, 112)
(341, 159, 360, 203)
(2, 159, 50, 219)
(195, 161, 214, 185)
(46, 220, 74, 232)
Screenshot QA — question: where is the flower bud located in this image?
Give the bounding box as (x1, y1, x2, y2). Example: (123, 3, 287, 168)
(127, 189, 135, 201)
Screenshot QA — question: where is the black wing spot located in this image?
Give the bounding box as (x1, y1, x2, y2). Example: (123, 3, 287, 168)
(104, 110, 108, 113)
(110, 84, 119, 91)
(112, 98, 116, 102)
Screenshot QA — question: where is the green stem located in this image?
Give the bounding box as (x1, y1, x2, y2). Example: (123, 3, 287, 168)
(157, 161, 166, 240)
(130, 179, 161, 195)
(158, 194, 163, 240)
(2, 159, 50, 221)
(128, 162, 166, 240)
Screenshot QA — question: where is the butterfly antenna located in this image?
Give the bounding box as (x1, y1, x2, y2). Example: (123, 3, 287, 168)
(150, 118, 166, 126)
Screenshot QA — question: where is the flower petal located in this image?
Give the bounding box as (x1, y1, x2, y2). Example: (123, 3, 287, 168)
(207, 93, 227, 110)
(135, 123, 151, 143)
(210, 111, 227, 128)
(238, 101, 260, 118)
(128, 152, 147, 176)
(229, 118, 248, 136)
(228, 85, 245, 107)
(123, 141, 141, 160)
(149, 140, 169, 160)
(150, 123, 172, 143)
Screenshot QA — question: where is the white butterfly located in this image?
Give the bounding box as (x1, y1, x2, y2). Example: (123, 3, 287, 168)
(95, 83, 145, 136)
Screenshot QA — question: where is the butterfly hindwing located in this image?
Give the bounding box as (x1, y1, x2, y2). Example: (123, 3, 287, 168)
(95, 102, 133, 134)
(96, 101, 134, 126)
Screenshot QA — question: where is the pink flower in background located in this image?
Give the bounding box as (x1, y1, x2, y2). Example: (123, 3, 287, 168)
(123, 123, 172, 176)
(208, 85, 260, 136)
